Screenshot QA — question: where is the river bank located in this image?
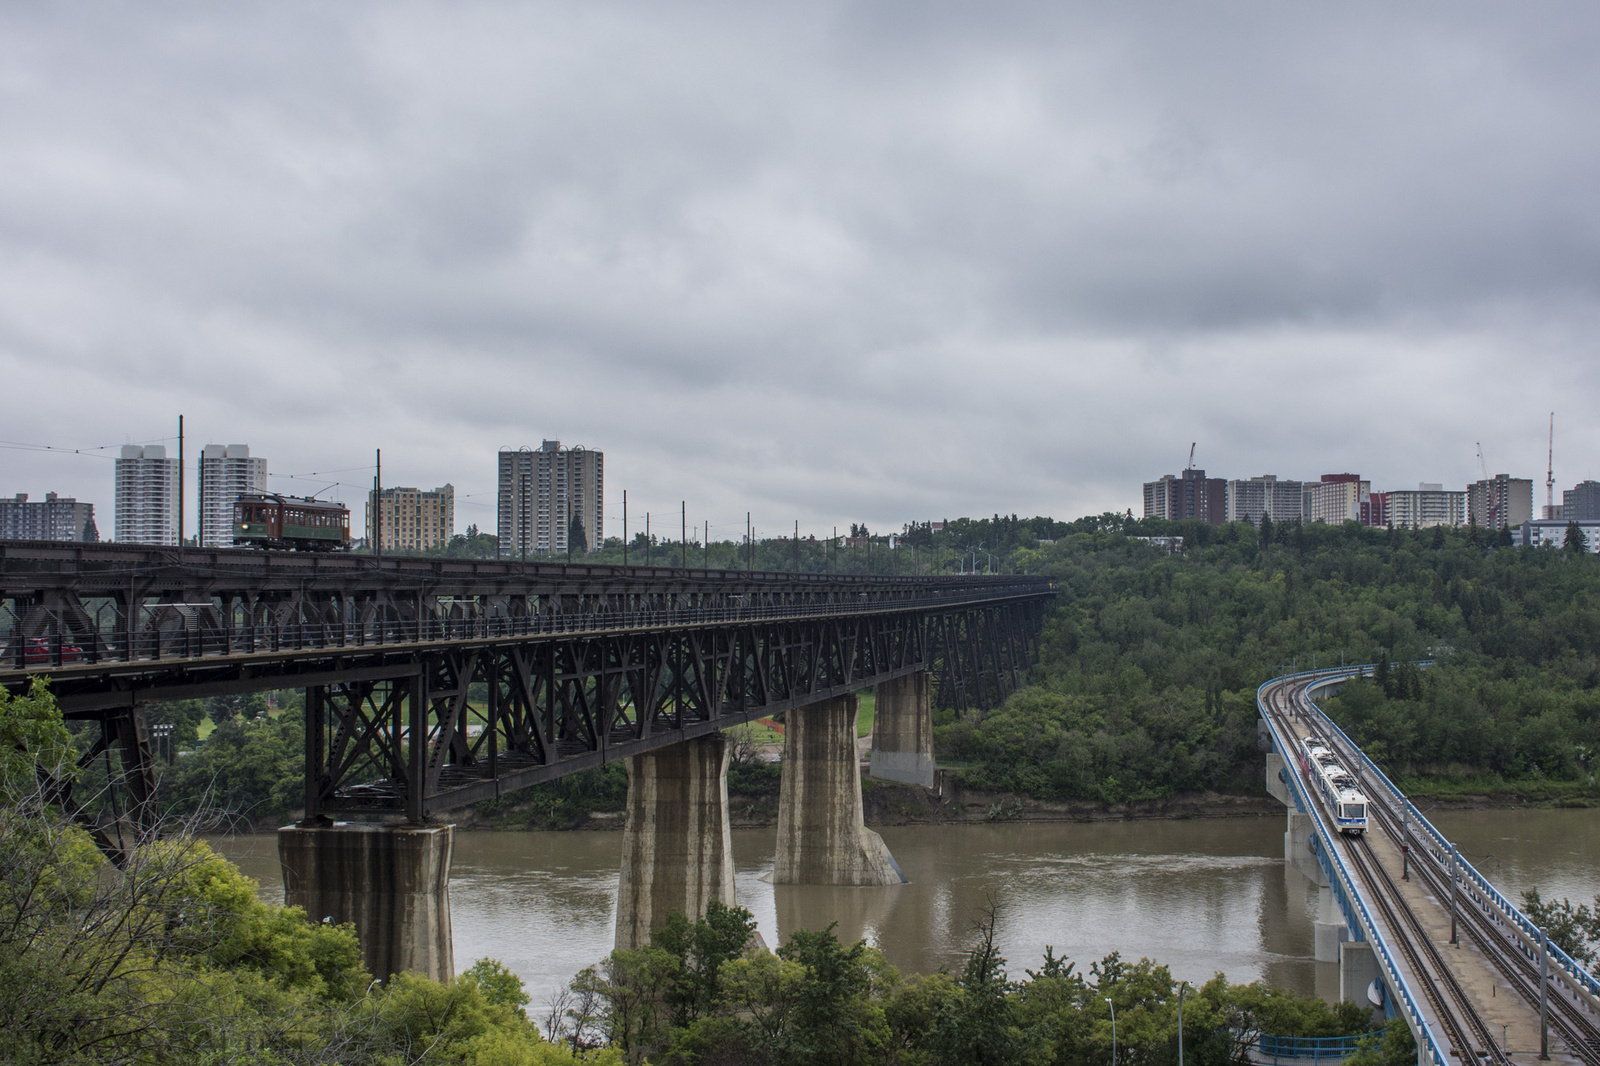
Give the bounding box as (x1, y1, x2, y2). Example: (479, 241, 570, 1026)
(454, 770, 1584, 833)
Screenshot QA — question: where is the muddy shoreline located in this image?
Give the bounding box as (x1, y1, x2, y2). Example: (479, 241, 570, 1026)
(448, 775, 1582, 833)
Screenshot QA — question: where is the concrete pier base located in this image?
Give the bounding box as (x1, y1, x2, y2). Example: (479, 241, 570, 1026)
(774, 694, 906, 885)
(615, 735, 738, 951)
(1339, 940, 1383, 1009)
(1285, 810, 1327, 886)
(870, 673, 936, 788)
(278, 822, 454, 982)
(1314, 884, 1347, 963)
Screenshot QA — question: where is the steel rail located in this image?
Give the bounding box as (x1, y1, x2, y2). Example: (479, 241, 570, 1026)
(1256, 677, 1451, 1066)
(1293, 676, 1600, 1063)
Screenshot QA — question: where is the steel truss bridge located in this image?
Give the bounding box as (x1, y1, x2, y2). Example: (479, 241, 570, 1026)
(1, 540, 1054, 835)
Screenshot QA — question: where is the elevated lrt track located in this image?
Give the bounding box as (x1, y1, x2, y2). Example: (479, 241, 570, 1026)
(1264, 672, 1600, 1066)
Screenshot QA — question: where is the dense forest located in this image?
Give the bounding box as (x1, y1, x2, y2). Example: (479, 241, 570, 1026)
(939, 516, 1600, 804)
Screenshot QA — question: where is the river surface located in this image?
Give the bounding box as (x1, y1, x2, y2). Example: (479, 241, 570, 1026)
(213, 808, 1598, 1012)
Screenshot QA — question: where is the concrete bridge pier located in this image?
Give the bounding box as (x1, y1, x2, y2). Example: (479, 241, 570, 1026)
(614, 734, 738, 951)
(278, 822, 454, 982)
(774, 694, 906, 885)
(1314, 883, 1348, 963)
(870, 672, 936, 788)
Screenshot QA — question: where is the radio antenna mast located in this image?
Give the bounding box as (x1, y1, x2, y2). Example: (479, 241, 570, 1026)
(1547, 413, 1556, 519)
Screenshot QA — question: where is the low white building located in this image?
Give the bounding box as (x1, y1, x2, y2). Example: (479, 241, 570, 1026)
(1387, 484, 1465, 529)
(1519, 519, 1600, 553)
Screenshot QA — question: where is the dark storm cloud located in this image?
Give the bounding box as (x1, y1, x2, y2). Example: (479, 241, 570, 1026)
(2, 2, 1599, 538)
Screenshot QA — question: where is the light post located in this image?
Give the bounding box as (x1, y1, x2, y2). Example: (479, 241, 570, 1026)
(1539, 927, 1551, 1060)
(1105, 998, 1117, 1066)
(1177, 982, 1186, 1066)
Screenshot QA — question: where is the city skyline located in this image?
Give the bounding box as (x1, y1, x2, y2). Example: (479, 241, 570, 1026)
(2, 5, 1599, 532)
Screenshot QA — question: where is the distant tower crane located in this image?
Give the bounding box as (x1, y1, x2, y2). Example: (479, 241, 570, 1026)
(1186, 443, 1196, 471)
(1547, 413, 1557, 520)
(1476, 442, 1499, 529)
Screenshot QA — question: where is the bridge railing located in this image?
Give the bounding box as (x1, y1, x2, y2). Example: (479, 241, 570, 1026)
(1295, 667, 1600, 1006)
(1, 580, 1053, 672)
(1257, 675, 1449, 1066)
(1256, 1032, 1370, 1064)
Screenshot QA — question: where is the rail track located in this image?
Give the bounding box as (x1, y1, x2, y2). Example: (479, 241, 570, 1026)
(1262, 681, 1502, 1063)
(1292, 679, 1600, 1064)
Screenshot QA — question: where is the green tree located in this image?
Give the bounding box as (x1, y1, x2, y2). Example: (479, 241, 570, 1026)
(1566, 521, 1589, 555)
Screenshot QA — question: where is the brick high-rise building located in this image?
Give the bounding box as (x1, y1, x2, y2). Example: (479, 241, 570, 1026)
(1563, 481, 1600, 521)
(199, 443, 267, 548)
(1304, 474, 1370, 525)
(0, 492, 98, 542)
(498, 441, 604, 556)
(368, 484, 454, 552)
(115, 445, 179, 545)
(1468, 474, 1533, 531)
(1142, 469, 1225, 524)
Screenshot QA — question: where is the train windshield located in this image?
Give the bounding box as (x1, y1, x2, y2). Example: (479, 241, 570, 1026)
(1342, 803, 1365, 820)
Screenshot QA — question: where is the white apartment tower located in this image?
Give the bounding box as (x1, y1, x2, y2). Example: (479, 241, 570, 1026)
(114, 445, 179, 545)
(1387, 484, 1466, 529)
(1224, 475, 1304, 525)
(199, 444, 268, 548)
(498, 441, 604, 557)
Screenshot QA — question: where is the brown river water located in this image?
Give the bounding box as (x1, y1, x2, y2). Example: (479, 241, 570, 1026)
(212, 808, 1598, 1012)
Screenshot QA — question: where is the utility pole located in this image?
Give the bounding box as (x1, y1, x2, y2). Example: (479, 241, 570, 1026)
(704, 520, 709, 569)
(622, 490, 627, 566)
(1539, 926, 1551, 1060)
(681, 501, 686, 569)
(177, 415, 184, 546)
(794, 520, 799, 573)
(1449, 842, 1460, 945)
(374, 448, 382, 561)
(646, 513, 651, 567)
(566, 496, 572, 565)
(1547, 412, 1557, 520)
(746, 513, 752, 572)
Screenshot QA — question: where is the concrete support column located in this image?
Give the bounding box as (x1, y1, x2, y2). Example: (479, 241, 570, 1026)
(278, 822, 454, 982)
(1339, 941, 1383, 1010)
(1285, 810, 1327, 886)
(774, 694, 905, 886)
(614, 735, 738, 951)
(1315, 884, 1347, 963)
(870, 672, 936, 788)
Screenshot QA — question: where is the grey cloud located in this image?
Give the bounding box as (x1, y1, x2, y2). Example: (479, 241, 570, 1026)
(2, 2, 1599, 535)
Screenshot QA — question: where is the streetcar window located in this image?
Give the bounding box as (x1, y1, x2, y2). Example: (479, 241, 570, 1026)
(1342, 803, 1365, 819)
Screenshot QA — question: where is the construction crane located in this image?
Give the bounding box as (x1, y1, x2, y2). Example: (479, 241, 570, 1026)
(1186, 443, 1196, 472)
(1476, 442, 1498, 529)
(1547, 413, 1556, 520)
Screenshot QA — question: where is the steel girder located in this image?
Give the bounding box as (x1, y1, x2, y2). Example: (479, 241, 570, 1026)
(305, 597, 1044, 819)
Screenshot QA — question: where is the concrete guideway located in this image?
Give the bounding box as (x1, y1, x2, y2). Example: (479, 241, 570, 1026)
(1261, 670, 1600, 1066)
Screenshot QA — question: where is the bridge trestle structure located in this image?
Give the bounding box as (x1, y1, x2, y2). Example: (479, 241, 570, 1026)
(1, 540, 1054, 980)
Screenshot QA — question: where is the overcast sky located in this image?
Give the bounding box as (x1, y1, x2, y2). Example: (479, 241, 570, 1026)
(3, 3, 1598, 540)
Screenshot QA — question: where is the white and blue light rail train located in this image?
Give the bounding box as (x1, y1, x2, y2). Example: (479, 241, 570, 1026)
(1299, 735, 1368, 835)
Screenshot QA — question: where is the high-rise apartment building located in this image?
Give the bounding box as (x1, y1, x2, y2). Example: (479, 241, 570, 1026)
(1387, 484, 1465, 529)
(199, 443, 267, 548)
(1304, 474, 1370, 525)
(367, 484, 454, 552)
(1224, 475, 1304, 525)
(1564, 481, 1600, 521)
(1142, 469, 1225, 524)
(498, 441, 604, 556)
(1467, 474, 1533, 531)
(0, 492, 98, 542)
(114, 445, 179, 545)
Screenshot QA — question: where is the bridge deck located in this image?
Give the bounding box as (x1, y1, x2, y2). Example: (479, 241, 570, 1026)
(1266, 672, 1600, 1066)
